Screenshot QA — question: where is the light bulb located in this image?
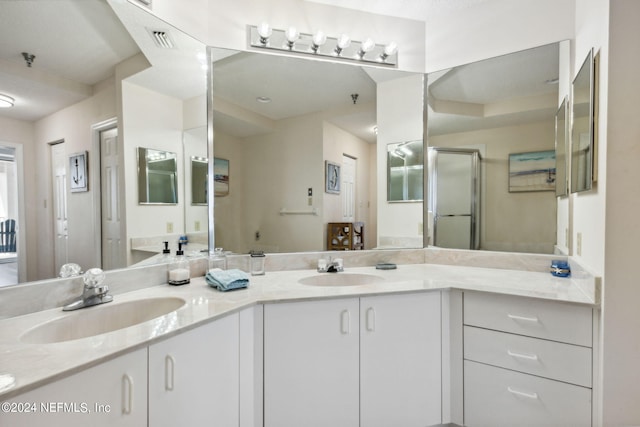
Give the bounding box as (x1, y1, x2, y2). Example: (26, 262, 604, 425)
(357, 37, 375, 59)
(257, 22, 272, 45)
(311, 30, 327, 52)
(285, 27, 298, 48)
(380, 41, 398, 62)
(335, 33, 351, 55)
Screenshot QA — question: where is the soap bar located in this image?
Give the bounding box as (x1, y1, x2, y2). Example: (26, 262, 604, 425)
(550, 260, 571, 277)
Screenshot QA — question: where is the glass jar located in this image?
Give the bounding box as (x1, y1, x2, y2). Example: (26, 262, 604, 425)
(209, 247, 227, 271)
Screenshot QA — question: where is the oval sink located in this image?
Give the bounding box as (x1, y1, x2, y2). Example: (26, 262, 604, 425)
(298, 273, 384, 287)
(21, 297, 186, 344)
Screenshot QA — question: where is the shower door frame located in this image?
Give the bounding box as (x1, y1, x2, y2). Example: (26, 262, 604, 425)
(428, 147, 481, 250)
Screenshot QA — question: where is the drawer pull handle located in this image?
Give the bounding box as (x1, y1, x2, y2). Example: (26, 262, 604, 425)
(122, 374, 133, 415)
(507, 386, 538, 400)
(340, 310, 351, 335)
(165, 355, 175, 391)
(366, 307, 376, 332)
(507, 350, 539, 361)
(507, 314, 539, 323)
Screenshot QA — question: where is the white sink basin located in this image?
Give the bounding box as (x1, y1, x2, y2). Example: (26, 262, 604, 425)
(298, 273, 384, 287)
(20, 297, 186, 344)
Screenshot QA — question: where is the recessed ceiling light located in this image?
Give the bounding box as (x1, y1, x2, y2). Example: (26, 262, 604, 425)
(256, 96, 272, 104)
(0, 94, 14, 108)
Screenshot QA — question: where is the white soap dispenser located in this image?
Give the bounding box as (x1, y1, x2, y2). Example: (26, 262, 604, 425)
(168, 243, 190, 285)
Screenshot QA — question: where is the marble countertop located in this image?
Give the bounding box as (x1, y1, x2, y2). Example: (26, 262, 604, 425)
(0, 263, 597, 399)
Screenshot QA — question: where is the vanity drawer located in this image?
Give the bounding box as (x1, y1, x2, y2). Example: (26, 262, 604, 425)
(464, 326, 592, 387)
(464, 360, 592, 427)
(463, 292, 592, 347)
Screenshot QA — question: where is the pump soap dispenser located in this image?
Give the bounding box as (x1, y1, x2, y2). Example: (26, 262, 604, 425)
(168, 243, 190, 285)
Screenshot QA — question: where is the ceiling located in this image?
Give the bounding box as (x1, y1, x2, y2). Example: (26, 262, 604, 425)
(0, 0, 140, 121)
(0, 0, 559, 140)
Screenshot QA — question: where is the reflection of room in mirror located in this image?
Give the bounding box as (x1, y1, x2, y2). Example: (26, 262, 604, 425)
(427, 41, 566, 254)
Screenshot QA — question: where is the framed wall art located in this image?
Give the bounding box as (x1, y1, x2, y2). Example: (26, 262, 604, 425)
(69, 151, 88, 192)
(508, 150, 556, 192)
(325, 160, 340, 194)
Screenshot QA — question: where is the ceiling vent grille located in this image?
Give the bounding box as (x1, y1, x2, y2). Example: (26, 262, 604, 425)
(148, 29, 175, 49)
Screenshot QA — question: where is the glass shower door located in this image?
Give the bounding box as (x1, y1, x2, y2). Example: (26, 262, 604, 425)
(430, 148, 480, 250)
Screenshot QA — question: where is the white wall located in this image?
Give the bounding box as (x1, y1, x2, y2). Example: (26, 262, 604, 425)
(0, 117, 35, 281)
(431, 120, 557, 254)
(377, 74, 424, 247)
(322, 121, 374, 249)
(33, 79, 117, 279)
(601, 1, 640, 424)
(122, 81, 185, 264)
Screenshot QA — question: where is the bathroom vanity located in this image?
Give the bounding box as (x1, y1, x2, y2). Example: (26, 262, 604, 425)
(0, 258, 599, 426)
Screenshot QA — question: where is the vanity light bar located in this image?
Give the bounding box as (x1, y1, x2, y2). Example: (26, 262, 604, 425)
(248, 24, 398, 67)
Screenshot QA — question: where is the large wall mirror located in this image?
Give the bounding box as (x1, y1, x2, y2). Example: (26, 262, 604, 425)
(570, 49, 595, 193)
(0, 0, 207, 286)
(137, 147, 178, 204)
(210, 48, 424, 254)
(426, 41, 569, 254)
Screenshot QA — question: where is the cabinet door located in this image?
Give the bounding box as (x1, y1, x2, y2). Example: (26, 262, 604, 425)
(2, 348, 147, 427)
(149, 313, 240, 427)
(360, 292, 442, 427)
(264, 298, 360, 427)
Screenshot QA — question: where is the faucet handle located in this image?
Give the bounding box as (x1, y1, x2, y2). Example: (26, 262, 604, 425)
(83, 268, 106, 289)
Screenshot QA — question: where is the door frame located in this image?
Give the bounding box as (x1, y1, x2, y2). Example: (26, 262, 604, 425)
(91, 118, 118, 268)
(0, 141, 26, 283)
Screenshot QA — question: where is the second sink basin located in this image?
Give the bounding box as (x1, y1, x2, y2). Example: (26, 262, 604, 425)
(20, 297, 186, 344)
(298, 273, 384, 287)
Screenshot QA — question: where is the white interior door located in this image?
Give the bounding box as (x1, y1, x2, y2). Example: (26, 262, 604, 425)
(341, 155, 356, 222)
(100, 127, 125, 270)
(50, 142, 68, 273)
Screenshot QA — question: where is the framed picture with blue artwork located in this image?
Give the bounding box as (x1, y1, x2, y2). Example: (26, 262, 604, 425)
(325, 160, 340, 194)
(508, 150, 556, 192)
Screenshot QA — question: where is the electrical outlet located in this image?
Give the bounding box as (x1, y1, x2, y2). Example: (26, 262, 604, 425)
(308, 197, 312, 206)
(418, 222, 423, 235)
(577, 232, 583, 256)
(195, 221, 200, 231)
(565, 228, 569, 247)
(255, 231, 260, 241)
(166, 222, 173, 233)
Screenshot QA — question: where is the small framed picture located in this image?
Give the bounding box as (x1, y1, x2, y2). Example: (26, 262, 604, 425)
(325, 160, 340, 194)
(69, 151, 88, 192)
(508, 150, 556, 192)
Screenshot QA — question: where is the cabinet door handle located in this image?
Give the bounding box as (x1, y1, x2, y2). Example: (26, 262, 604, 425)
(122, 374, 133, 415)
(507, 386, 538, 400)
(340, 310, 351, 335)
(366, 307, 376, 332)
(507, 349, 539, 361)
(165, 355, 175, 391)
(507, 313, 539, 323)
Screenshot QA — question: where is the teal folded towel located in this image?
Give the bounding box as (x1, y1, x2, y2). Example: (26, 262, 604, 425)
(206, 268, 249, 292)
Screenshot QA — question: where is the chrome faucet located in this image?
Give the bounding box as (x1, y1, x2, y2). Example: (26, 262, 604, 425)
(63, 268, 113, 311)
(317, 256, 343, 273)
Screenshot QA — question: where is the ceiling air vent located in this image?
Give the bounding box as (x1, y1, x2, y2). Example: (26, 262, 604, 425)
(148, 29, 175, 49)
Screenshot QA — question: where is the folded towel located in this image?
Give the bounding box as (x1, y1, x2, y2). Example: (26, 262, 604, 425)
(206, 268, 249, 292)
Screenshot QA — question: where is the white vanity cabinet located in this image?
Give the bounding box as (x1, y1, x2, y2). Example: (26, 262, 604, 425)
(148, 312, 240, 427)
(462, 291, 594, 426)
(263, 292, 442, 427)
(2, 347, 147, 427)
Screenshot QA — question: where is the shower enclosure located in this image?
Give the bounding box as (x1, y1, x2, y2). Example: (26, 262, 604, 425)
(427, 148, 481, 250)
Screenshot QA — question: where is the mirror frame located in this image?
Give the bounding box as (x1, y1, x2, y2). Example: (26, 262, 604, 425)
(570, 49, 595, 194)
(136, 147, 179, 205)
(555, 96, 569, 197)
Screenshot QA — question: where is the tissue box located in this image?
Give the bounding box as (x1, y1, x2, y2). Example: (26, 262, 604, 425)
(550, 260, 571, 277)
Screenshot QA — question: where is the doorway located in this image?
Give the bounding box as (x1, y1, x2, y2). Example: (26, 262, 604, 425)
(50, 140, 68, 274)
(0, 145, 18, 286)
(341, 155, 356, 222)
